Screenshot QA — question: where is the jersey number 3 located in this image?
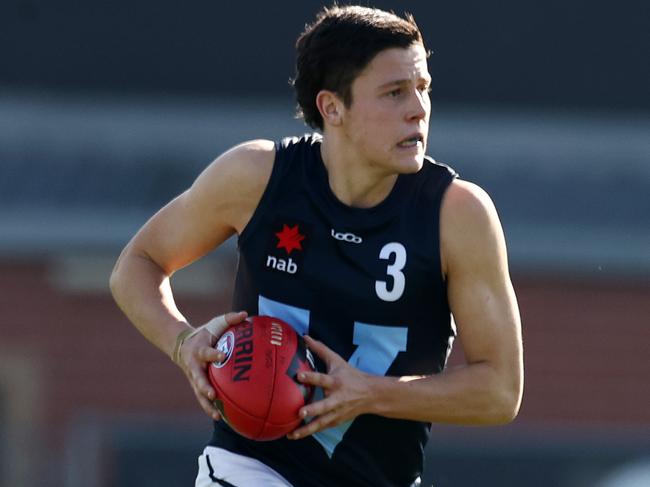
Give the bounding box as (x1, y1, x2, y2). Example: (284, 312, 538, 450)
(375, 242, 406, 302)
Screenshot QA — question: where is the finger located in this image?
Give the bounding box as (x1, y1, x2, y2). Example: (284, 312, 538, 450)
(288, 410, 341, 440)
(304, 335, 343, 366)
(191, 368, 217, 401)
(198, 346, 224, 364)
(297, 370, 336, 390)
(225, 310, 248, 325)
(193, 387, 222, 421)
(298, 395, 339, 419)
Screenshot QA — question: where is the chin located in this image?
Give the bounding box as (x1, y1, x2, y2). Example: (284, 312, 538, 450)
(397, 154, 424, 174)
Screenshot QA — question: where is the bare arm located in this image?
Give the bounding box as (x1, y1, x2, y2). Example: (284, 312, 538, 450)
(290, 179, 523, 438)
(371, 179, 523, 424)
(109, 139, 275, 417)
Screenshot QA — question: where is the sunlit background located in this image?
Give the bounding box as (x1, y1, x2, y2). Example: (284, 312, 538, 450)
(1, 1, 649, 486)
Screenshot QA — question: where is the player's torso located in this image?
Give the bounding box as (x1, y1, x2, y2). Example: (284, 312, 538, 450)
(217, 134, 456, 487)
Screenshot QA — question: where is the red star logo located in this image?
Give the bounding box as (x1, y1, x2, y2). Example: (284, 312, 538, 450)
(275, 224, 305, 255)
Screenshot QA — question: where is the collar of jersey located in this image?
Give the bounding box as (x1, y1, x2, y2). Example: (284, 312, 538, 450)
(305, 136, 409, 229)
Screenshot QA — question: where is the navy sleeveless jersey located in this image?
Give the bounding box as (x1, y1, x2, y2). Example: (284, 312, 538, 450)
(210, 134, 457, 487)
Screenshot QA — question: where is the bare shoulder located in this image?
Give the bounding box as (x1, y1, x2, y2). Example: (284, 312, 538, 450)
(441, 179, 499, 225)
(124, 139, 276, 273)
(217, 139, 275, 174)
(200, 139, 275, 195)
(193, 139, 276, 233)
(440, 179, 507, 277)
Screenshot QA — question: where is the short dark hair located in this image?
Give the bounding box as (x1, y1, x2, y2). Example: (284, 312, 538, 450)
(292, 5, 425, 130)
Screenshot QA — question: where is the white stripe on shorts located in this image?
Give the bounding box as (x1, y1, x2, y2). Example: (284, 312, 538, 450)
(195, 446, 294, 487)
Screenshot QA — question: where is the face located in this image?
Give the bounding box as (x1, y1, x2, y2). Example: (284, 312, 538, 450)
(338, 43, 431, 175)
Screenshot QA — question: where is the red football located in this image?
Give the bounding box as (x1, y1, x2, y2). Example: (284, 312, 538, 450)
(208, 315, 315, 441)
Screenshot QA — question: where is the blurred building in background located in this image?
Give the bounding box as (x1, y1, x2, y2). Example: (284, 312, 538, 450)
(1, 1, 648, 486)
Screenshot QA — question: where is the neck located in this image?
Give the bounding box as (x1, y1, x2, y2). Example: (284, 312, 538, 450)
(320, 135, 398, 209)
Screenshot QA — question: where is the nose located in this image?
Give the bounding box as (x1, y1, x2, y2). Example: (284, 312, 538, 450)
(406, 89, 429, 122)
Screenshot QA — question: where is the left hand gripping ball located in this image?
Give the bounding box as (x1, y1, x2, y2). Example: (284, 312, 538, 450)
(208, 315, 315, 441)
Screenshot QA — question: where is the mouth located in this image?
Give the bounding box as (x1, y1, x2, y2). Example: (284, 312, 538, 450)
(396, 133, 424, 149)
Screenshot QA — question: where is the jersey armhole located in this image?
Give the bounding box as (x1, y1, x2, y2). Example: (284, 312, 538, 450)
(237, 141, 283, 247)
(435, 167, 459, 286)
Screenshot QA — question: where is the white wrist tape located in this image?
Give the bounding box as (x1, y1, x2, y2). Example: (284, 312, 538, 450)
(194, 314, 230, 338)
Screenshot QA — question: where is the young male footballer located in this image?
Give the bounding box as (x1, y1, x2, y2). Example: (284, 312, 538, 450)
(110, 5, 523, 486)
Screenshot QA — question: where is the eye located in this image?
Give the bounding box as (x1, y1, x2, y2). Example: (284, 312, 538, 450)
(387, 88, 402, 97)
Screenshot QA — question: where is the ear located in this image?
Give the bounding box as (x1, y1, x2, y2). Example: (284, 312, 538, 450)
(315, 90, 344, 127)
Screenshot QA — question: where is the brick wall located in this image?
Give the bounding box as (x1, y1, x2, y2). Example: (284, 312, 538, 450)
(514, 276, 650, 424)
(1, 260, 648, 468)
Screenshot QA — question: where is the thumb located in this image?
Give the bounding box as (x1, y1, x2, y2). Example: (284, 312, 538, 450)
(225, 310, 248, 325)
(203, 311, 248, 338)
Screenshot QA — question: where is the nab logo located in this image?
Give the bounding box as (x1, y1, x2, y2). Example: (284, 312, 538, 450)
(266, 223, 305, 274)
(266, 255, 298, 274)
